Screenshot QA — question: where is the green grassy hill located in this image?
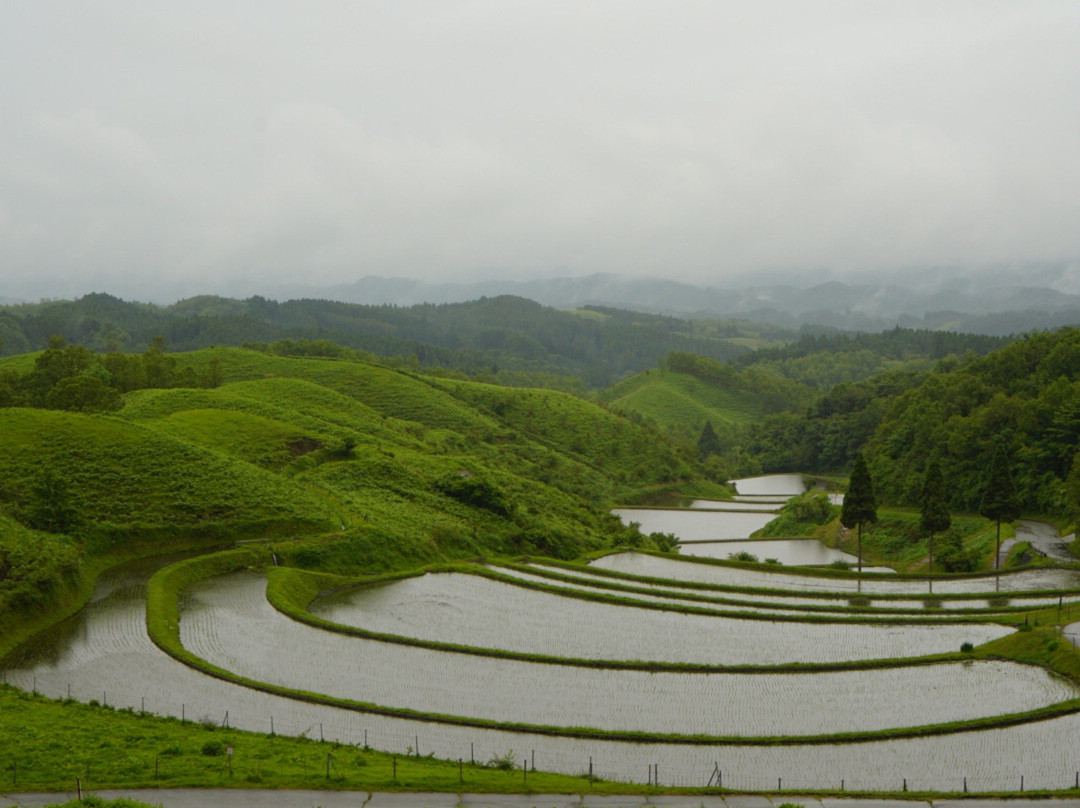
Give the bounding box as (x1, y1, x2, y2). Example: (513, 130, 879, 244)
(0, 407, 335, 543)
(1, 347, 705, 648)
(597, 368, 764, 439)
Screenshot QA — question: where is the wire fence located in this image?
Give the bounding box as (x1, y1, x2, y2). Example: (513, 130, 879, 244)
(8, 675, 1080, 794)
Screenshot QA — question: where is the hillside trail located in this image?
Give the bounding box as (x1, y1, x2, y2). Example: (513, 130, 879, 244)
(997, 520, 1075, 568)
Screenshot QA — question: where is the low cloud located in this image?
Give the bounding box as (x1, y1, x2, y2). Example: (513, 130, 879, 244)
(2, 1, 1079, 295)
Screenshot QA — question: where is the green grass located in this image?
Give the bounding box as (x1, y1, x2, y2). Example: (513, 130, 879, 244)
(598, 369, 763, 435)
(0, 408, 335, 541)
(0, 684, 625, 795)
(825, 508, 1003, 573)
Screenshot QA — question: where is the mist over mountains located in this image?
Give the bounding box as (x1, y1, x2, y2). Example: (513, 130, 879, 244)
(6, 262, 1080, 335)
(255, 263, 1080, 334)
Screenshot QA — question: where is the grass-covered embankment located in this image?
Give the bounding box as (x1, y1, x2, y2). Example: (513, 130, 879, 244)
(0, 684, 620, 795)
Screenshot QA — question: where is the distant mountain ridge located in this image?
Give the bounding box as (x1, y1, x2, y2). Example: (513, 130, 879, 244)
(6, 263, 1080, 336)
(302, 271, 1080, 334)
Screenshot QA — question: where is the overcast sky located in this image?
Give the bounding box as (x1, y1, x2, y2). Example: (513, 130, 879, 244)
(3, 1, 1079, 295)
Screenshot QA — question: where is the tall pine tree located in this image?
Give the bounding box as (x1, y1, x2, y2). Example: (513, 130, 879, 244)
(920, 459, 951, 575)
(980, 446, 1020, 570)
(697, 420, 722, 460)
(840, 453, 877, 573)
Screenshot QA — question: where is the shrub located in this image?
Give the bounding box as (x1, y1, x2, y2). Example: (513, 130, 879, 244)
(434, 473, 512, 517)
(201, 740, 225, 757)
(728, 550, 758, 563)
(785, 492, 837, 524)
(486, 749, 516, 771)
(961, 641, 974, 653)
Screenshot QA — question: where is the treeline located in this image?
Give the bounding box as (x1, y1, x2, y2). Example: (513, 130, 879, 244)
(747, 327, 1080, 518)
(736, 327, 1015, 390)
(0, 293, 761, 388)
(743, 326, 1013, 364)
(0, 336, 223, 412)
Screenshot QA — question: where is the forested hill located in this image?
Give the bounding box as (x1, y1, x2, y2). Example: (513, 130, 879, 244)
(0, 293, 783, 388)
(747, 327, 1080, 517)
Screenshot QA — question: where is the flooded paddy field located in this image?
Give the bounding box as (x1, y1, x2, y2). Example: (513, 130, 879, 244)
(186, 573, 1075, 737)
(614, 475, 853, 566)
(310, 571, 1014, 663)
(484, 563, 918, 617)
(523, 561, 1080, 613)
(5, 555, 1080, 789)
(591, 551, 1080, 595)
(612, 508, 775, 542)
(678, 538, 864, 565)
(730, 474, 811, 496)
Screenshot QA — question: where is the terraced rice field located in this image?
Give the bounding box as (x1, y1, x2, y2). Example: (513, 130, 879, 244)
(6, 546, 1080, 789)
(189, 573, 1074, 738)
(731, 474, 809, 496)
(591, 551, 1080, 594)
(8, 475, 1080, 790)
(678, 538, 863, 565)
(309, 572, 1014, 663)
(518, 561, 1080, 613)
(612, 508, 775, 541)
(686, 499, 782, 512)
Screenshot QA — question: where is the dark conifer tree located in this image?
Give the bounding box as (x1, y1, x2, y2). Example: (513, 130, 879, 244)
(920, 459, 951, 574)
(980, 446, 1020, 570)
(840, 453, 877, 572)
(697, 420, 722, 459)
